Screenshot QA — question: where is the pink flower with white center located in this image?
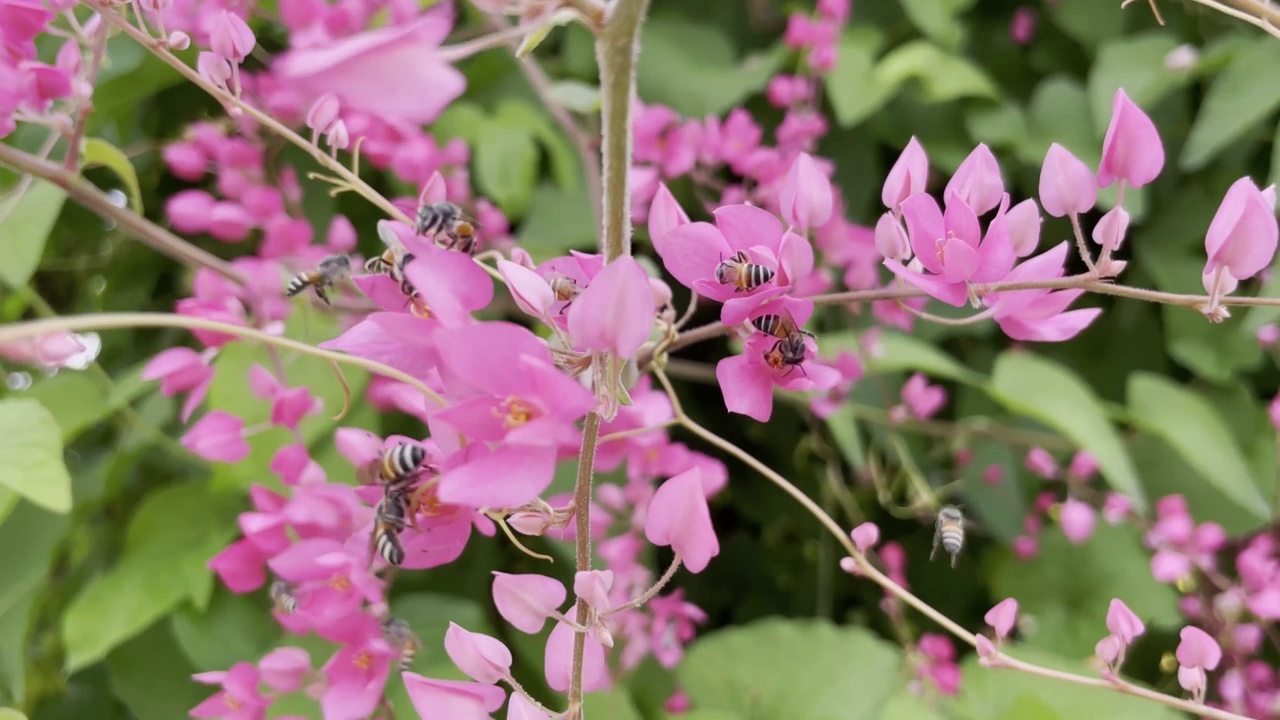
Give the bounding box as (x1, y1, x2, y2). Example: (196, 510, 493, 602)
(1098, 89, 1164, 190)
(715, 298, 840, 422)
(647, 589, 708, 668)
(181, 411, 250, 463)
(983, 242, 1103, 342)
(653, 204, 815, 323)
(403, 674, 506, 719)
(190, 662, 271, 719)
(320, 615, 393, 720)
(885, 192, 1016, 307)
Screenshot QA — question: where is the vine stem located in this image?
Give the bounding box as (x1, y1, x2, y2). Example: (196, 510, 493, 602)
(648, 367, 1253, 720)
(566, 410, 601, 719)
(0, 313, 447, 408)
(602, 554, 682, 617)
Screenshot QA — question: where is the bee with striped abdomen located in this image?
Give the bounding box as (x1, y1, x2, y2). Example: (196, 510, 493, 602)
(358, 442, 429, 493)
(754, 308, 811, 377)
(269, 578, 299, 613)
(285, 254, 352, 305)
(442, 220, 478, 256)
(415, 202, 463, 237)
(382, 616, 421, 672)
(930, 505, 966, 568)
(715, 250, 775, 293)
(372, 489, 409, 566)
(363, 247, 401, 277)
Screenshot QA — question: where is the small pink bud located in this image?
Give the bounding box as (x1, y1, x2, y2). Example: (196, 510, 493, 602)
(1176, 626, 1222, 671)
(1004, 198, 1042, 257)
(1009, 6, 1037, 44)
(325, 119, 349, 150)
(166, 30, 190, 50)
(1165, 44, 1199, 71)
(1095, 634, 1121, 665)
(984, 598, 1019, 639)
(1012, 535, 1038, 559)
(1024, 447, 1058, 480)
(780, 152, 833, 230)
(1067, 451, 1098, 482)
(1106, 599, 1145, 646)
(1268, 394, 1280, 432)
(1256, 323, 1280, 347)
(645, 468, 720, 573)
(181, 411, 249, 463)
(883, 137, 928, 213)
(648, 182, 689, 243)
(1205, 176, 1279, 282)
(982, 464, 1003, 487)
(508, 692, 551, 720)
(874, 211, 911, 261)
(945, 144, 1004, 215)
(497, 260, 555, 318)
(306, 92, 340, 134)
(1039, 143, 1097, 217)
(664, 691, 691, 714)
(196, 51, 231, 87)
(573, 570, 613, 613)
(210, 11, 256, 64)
(444, 623, 513, 684)
(1059, 498, 1096, 544)
(1091, 206, 1130, 252)
(850, 522, 880, 552)
(1098, 89, 1164, 190)
(975, 634, 998, 664)
(1101, 493, 1132, 524)
(491, 572, 566, 633)
(506, 511, 547, 535)
(258, 647, 310, 692)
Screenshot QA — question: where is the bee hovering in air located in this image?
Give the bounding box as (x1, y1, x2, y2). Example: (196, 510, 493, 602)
(754, 308, 812, 377)
(381, 616, 422, 672)
(715, 250, 775, 293)
(269, 578, 299, 613)
(285, 253, 352, 305)
(549, 275, 583, 314)
(358, 442, 429, 494)
(930, 505, 966, 568)
(372, 488, 409, 567)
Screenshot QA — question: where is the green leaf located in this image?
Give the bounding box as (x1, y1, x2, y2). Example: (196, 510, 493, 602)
(966, 103, 1030, 149)
(1087, 33, 1181, 132)
(825, 404, 866, 469)
(0, 180, 66, 287)
(23, 366, 147, 444)
(105, 622, 205, 720)
(882, 691, 945, 720)
(0, 710, 28, 720)
(62, 483, 240, 670)
(958, 441, 1027, 545)
(170, 589, 281, 672)
(873, 41, 999, 104)
(583, 688, 643, 720)
(824, 26, 892, 128)
(988, 352, 1146, 511)
(1048, 0, 1124, 50)
(989, 523, 1180, 658)
(547, 80, 601, 114)
(1181, 37, 1280, 171)
(1271, 116, 1280, 190)
(498, 99, 581, 193)
(1019, 76, 1095, 167)
(431, 101, 487, 145)
(474, 111, 539, 218)
(678, 618, 901, 718)
(899, 0, 967, 50)
(825, 329, 985, 385)
(0, 503, 68, 704)
(517, 182, 595, 260)
(0, 399, 72, 513)
(81, 138, 143, 214)
(1129, 433, 1265, 535)
(1126, 373, 1267, 518)
(637, 19, 786, 117)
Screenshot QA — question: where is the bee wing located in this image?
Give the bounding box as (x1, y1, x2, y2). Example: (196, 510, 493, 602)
(355, 459, 382, 486)
(778, 308, 800, 336)
(377, 222, 404, 249)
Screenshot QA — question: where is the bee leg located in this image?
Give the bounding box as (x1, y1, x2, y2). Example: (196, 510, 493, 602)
(929, 535, 940, 562)
(950, 553, 958, 569)
(558, 299, 573, 316)
(797, 364, 809, 378)
(315, 286, 331, 306)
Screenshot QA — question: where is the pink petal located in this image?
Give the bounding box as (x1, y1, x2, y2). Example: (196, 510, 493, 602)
(719, 285, 788, 326)
(507, 692, 552, 720)
(645, 468, 720, 573)
(433, 322, 553, 398)
(984, 598, 1019, 639)
(498, 260, 555, 318)
(945, 143, 1004, 215)
(567, 256, 654, 358)
(437, 443, 556, 509)
(544, 621, 609, 692)
(319, 313, 441, 383)
(397, 512, 473, 570)
(971, 209, 1016, 283)
(778, 230, 815, 287)
(901, 194, 945, 274)
(648, 182, 690, 243)
(850, 522, 880, 552)
(715, 353, 775, 422)
(1205, 177, 1279, 280)
(998, 308, 1101, 342)
(1098, 89, 1164, 189)
(1059, 498, 1097, 544)
(1092, 206, 1131, 252)
(779, 152, 832, 230)
(404, 674, 507, 719)
(874, 211, 912, 261)
(259, 647, 311, 693)
(1176, 625, 1222, 671)
(1039, 143, 1097, 217)
(714, 204, 784, 254)
(208, 539, 267, 593)
(882, 136, 929, 212)
(1106, 598, 1146, 645)
(492, 572, 567, 633)
(181, 411, 249, 463)
(444, 623, 513, 684)
(401, 243, 495, 326)
(574, 570, 614, 613)
(939, 236, 980, 284)
(883, 260, 968, 307)
(652, 221, 731, 292)
(1005, 198, 1042, 257)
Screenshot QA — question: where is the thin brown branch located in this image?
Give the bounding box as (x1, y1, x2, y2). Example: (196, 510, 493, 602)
(63, 20, 108, 170)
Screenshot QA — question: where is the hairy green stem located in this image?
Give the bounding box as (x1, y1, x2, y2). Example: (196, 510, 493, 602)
(566, 410, 601, 719)
(595, 0, 650, 262)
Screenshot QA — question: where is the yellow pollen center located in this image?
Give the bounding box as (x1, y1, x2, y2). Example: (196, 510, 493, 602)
(330, 575, 352, 591)
(353, 651, 372, 671)
(225, 696, 242, 711)
(493, 396, 535, 429)
(644, 447, 661, 465)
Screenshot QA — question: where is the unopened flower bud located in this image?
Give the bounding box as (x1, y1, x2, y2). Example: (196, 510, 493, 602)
(507, 512, 547, 536)
(167, 31, 191, 50)
(306, 92, 340, 135)
(325, 119, 349, 150)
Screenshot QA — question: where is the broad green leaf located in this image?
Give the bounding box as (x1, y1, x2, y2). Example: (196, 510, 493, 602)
(1087, 32, 1181, 132)
(637, 19, 785, 117)
(958, 441, 1027, 544)
(660, 712, 742, 720)
(1181, 37, 1280, 170)
(62, 483, 239, 670)
(1130, 433, 1266, 535)
(0, 180, 66, 287)
(825, 404, 866, 470)
(882, 691, 944, 720)
(988, 352, 1146, 511)
(0, 399, 72, 513)
(431, 101, 487, 145)
(547, 80, 601, 114)
(994, 695, 1062, 720)
(81, 138, 143, 213)
(1271, 116, 1280, 190)
(0, 489, 16, 528)
(826, 329, 986, 385)
(497, 99, 581, 193)
(583, 688, 642, 720)
(873, 41, 999, 104)
(953, 647, 1182, 720)
(0, 710, 27, 720)
(0, 503, 68, 704)
(678, 618, 901, 719)
(1048, 0, 1124, 50)
(900, 0, 967, 50)
(170, 589, 281, 672)
(824, 26, 891, 128)
(990, 523, 1179, 657)
(474, 111, 539, 218)
(966, 103, 1030, 149)
(517, 183, 595, 260)
(1020, 76, 1095, 166)
(105, 622, 205, 720)
(24, 373, 107, 443)
(1127, 374, 1267, 517)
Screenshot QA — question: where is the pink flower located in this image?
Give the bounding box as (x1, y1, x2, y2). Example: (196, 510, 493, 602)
(984, 242, 1102, 342)
(647, 589, 707, 668)
(899, 372, 945, 420)
(873, 212, 911, 261)
(885, 192, 1015, 307)
(1039, 144, 1097, 217)
(258, 647, 311, 693)
(545, 620, 609, 692)
(1256, 323, 1280, 346)
(780, 152, 832, 230)
(1098, 89, 1164, 189)
(1068, 451, 1098, 481)
(567, 256, 655, 359)
(492, 572, 566, 633)
(1096, 634, 1121, 665)
(210, 11, 255, 63)
(508, 693, 552, 720)
(1005, 198, 1042, 257)
(945, 144, 1004, 215)
(645, 468, 720, 573)
(274, 9, 465, 125)
(882, 137, 928, 213)
(248, 364, 322, 430)
(1059, 498, 1096, 544)
(1024, 447, 1058, 479)
(190, 662, 271, 719)
(648, 182, 690, 244)
(444, 623, 513, 684)
(181, 411, 250, 463)
(403, 674, 506, 720)
(714, 299, 840, 421)
(306, 92, 340, 135)
(574, 570, 614, 614)
(1106, 598, 1145, 646)
(1205, 177, 1279, 282)
(1010, 6, 1037, 44)
(319, 616, 392, 719)
(1092, 207, 1131, 252)
(0, 331, 87, 370)
(1102, 493, 1132, 524)
(985, 598, 1019, 639)
(850, 522, 880, 552)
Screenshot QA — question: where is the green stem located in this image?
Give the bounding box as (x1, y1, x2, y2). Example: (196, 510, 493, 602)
(595, 0, 651, 262)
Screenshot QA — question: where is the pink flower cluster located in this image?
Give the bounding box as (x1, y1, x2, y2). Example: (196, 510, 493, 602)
(0, 0, 86, 138)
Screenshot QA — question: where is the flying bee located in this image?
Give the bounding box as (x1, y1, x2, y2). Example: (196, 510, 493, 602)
(372, 489, 409, 567)
(357, 442, 429, 493)
(285, 253, 352, 305)
(269, 578, 299, 613)
(930, 505, 966, 568)
(381, 616, 421, 672)
(549, 276, 583, 314)
(715, 250, 775, 292)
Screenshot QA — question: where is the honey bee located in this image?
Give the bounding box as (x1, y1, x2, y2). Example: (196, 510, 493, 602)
(269, 578, 299, 613)
(715, 250, 775, 292)
(930, 505, 966, 568)
(443, 220, 478, 256)
(363, 247, 401, 277)
(285, 254, 352, 305)
(358, 442, 429, 493)
(381, 616, 421, 672)
(549, 276, 583, 314)
(372, 489, 409, 567)
(755, 309, 811, 377)
(415, 202, 463, 237)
